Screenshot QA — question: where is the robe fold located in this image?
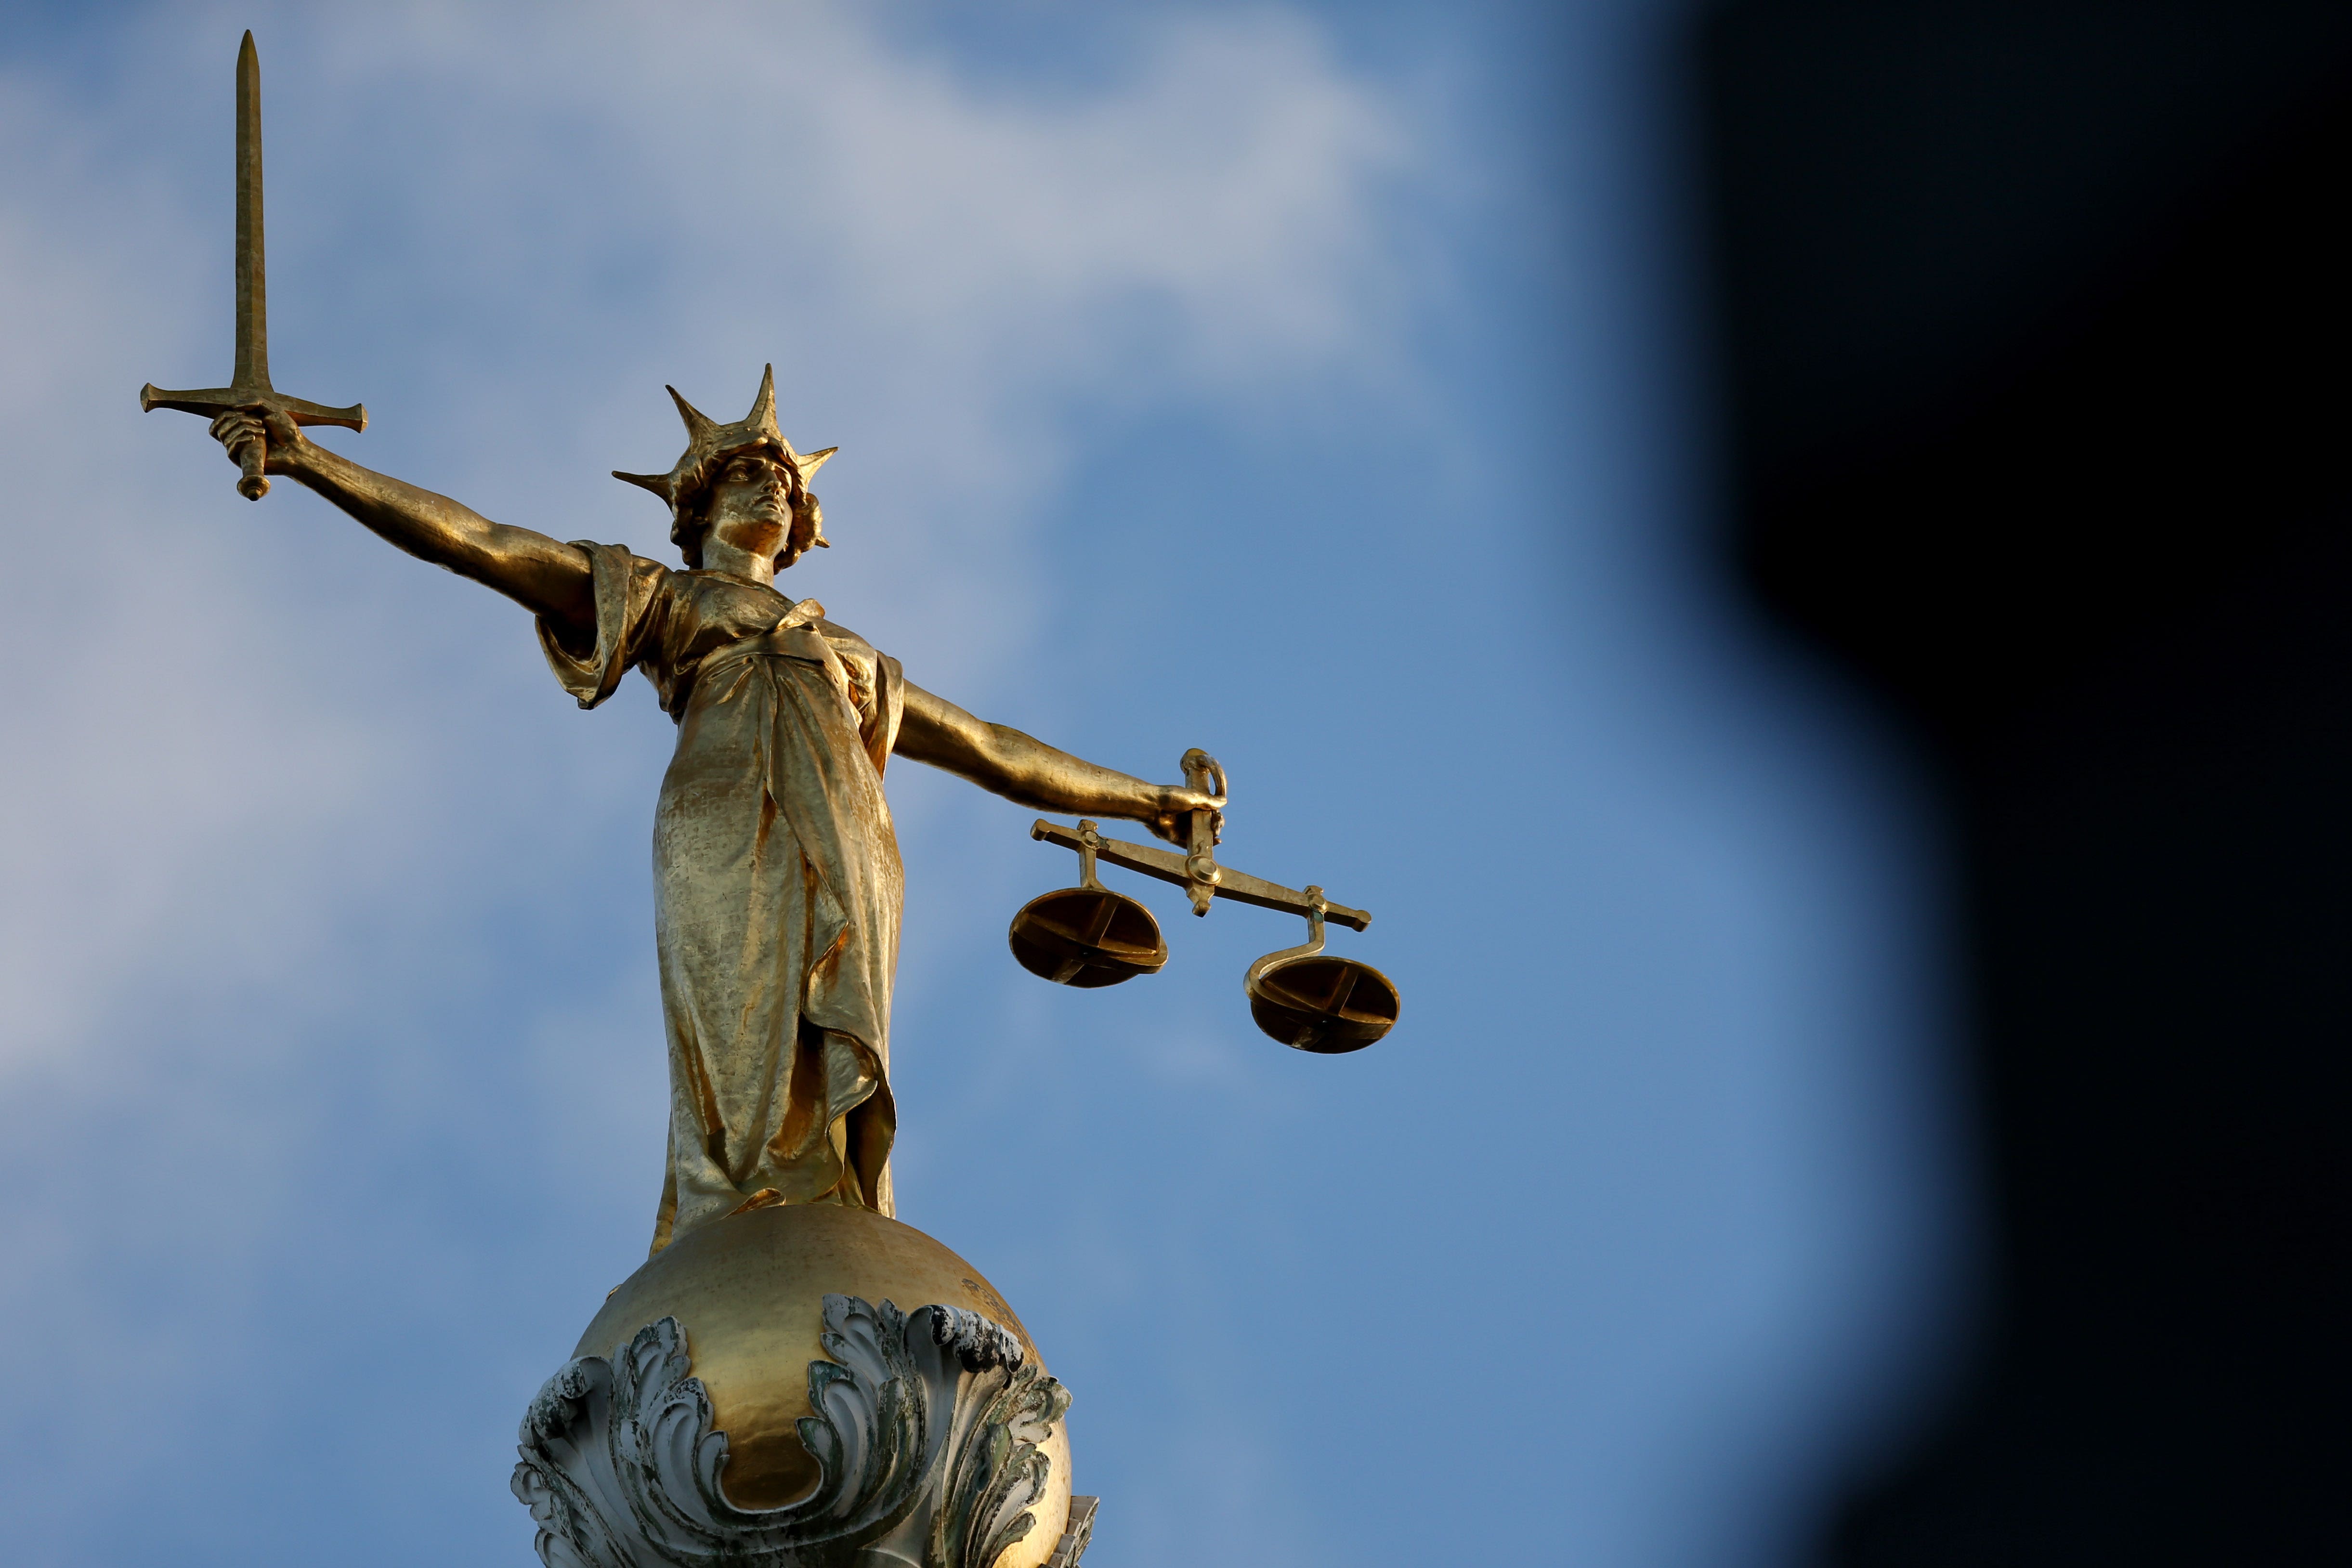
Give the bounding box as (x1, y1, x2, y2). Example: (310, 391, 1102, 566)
(537, 542, 905, 1254)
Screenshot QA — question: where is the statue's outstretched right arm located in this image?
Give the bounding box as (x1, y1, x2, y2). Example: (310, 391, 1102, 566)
(209, 405, 596, 644)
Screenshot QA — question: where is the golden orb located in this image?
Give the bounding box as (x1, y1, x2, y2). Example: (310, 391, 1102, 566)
(571, 1203, 1071, 1566)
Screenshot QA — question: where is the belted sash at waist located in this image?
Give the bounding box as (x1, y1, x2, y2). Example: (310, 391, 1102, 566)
(693, 599, 859, 715)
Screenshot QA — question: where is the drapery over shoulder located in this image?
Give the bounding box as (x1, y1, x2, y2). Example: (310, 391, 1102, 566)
(538, 542, 908, 1255)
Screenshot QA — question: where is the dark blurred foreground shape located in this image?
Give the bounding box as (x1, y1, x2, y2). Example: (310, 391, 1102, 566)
(1695, 2, 2352, 1562)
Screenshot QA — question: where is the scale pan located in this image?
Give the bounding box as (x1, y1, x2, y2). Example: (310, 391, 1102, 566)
(1247, 954, 1399, 1053)
(1009, 887, 1168, 988)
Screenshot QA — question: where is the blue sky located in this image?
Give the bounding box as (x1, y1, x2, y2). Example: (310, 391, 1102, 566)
(0, 4, 1968, 1564)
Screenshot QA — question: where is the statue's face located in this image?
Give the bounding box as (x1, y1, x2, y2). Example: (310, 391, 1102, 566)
(704, 450, 794, 561)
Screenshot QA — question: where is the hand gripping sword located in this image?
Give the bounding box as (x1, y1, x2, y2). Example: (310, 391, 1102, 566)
(140, 32, 366, 498)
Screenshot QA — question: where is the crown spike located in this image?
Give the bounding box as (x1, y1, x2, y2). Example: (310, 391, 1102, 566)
(612, 470, 674, 500)
(796, 445, 837, 478)
(746, 364, 780, 440)
(666, 385, 718, 439)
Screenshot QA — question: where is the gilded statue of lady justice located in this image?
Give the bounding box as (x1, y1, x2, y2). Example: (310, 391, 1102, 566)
(206, 372, 1224, 1255)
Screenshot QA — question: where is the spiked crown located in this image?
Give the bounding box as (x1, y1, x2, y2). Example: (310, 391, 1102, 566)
(614, 365, 836, 567)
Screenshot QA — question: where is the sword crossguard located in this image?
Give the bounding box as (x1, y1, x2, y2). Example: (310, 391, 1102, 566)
(139, 386, 368, 499)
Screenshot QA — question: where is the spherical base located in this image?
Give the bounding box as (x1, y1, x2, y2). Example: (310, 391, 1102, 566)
(571, 1202, 1070, 1562)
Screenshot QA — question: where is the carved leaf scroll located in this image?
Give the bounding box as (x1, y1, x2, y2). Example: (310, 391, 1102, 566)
(511, 1295, 1069, 1568)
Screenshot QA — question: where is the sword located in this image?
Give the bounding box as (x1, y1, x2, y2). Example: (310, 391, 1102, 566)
(140, 31, 365, 499)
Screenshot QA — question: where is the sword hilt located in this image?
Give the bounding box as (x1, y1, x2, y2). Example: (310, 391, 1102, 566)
(234, 435, 269, 500)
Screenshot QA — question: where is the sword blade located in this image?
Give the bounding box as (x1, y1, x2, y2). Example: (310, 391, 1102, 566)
(232, 30, 269, 392)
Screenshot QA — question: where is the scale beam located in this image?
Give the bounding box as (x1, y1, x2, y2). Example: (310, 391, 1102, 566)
(1030, 819, 1372, 932)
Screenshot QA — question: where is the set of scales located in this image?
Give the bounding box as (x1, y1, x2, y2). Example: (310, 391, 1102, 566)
(143, 35, 1400, 1058)
(1011, 750, 1397, 1052)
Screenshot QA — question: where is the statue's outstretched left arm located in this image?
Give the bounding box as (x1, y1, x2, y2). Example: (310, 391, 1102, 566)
(895, 682, 1222, 846)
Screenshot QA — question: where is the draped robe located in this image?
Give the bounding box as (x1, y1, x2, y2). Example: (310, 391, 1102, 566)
(538, 543, 904, 1255)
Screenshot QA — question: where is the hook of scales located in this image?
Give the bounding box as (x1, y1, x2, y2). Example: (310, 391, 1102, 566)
(1008, 750, 1400, 1053)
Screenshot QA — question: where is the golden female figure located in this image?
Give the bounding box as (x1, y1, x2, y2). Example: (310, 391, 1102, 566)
(209, 369, 1221, 1254)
